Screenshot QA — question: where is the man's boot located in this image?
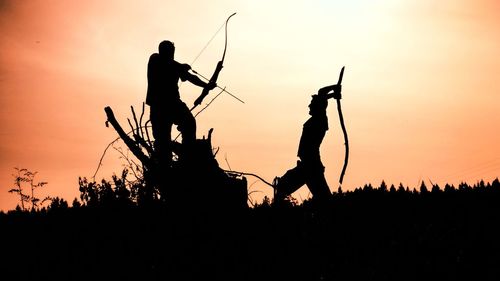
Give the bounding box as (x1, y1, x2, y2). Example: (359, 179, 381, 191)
(272, 177, 287, 207)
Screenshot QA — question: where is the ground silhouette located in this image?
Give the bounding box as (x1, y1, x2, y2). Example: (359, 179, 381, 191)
(2, 178, 500, 281)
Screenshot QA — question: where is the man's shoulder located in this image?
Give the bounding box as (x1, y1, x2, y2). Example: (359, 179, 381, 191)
(148, 53, 161, 67)
(149, 53, 160, 60)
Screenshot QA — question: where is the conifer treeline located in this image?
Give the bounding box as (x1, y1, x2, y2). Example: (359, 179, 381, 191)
(1, 178, 499, 280)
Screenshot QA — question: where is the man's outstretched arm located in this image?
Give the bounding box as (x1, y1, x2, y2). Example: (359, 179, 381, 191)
(181, 64, 216, 89)
(187, 73, 216, 89)
(319, 84, 342, 100)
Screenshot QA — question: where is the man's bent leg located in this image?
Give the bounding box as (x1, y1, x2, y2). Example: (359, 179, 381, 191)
(150, 108, 173, 164)
(274, 162, 306, 204)
(175, 102, 196, 146)
(305, 164, 331, 202)
(150, 108, 173, 200)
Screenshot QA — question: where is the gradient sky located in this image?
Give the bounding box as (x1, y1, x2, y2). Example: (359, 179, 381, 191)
(1, 0, 499, 211)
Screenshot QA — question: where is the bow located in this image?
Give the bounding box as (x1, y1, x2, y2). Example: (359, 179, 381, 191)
(335, 66, 349, 187)
(192, 12, 237, 111)
(322, 67, 349, 186)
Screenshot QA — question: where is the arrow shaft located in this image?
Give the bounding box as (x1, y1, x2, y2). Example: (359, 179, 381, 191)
(191, 69, 244, 104)
(219, 86, 245, 104)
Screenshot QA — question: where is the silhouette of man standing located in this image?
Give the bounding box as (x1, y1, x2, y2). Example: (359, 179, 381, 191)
(146, 40, 215, 164)
(273, 84, 341, 204)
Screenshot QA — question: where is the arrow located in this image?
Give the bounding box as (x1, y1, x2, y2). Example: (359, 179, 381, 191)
(190, 68, 245, 105)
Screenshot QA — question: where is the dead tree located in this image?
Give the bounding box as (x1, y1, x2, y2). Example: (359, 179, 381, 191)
(103, 105, 247, 209)
(104, 105, 158, 203)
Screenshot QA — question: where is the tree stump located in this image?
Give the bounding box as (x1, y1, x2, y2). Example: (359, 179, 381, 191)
(104, 106, 248, 210)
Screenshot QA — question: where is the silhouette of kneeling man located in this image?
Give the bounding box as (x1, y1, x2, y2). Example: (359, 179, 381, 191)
(146, 40, 216, 165)
(273, 84, 341, 205)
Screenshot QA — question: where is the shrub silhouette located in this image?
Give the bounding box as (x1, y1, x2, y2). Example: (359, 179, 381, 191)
(79, 169, 139, 208)
(8, 168, 50, 211)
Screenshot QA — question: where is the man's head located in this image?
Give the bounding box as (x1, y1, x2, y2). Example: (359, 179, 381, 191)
(309, 93, 328, 116)
(159, 40, 175, 59)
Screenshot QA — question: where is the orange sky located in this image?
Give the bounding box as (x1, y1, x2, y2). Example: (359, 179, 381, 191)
(1, 0, 499, 211)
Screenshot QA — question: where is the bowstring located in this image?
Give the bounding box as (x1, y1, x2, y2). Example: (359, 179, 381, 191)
(179, 19, 226, 89)
(190, 22, 226, 66)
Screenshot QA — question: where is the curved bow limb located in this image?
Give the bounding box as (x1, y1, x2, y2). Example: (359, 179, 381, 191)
(336, 67, 349, 187)
(193, 12, 236, 110)
(337, 94, 349, 186)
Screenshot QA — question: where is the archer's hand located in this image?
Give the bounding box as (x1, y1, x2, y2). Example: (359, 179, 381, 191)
(318, 85, 333, 95)
(318, 84, 342, 99)
(206, 81, 217, 90)
(181, 63, 191, 72)
(332, 84, 342, 99)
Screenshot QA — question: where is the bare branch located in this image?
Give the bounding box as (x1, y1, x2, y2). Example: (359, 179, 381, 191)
(92, 137, 121, 180)
(127, 118, 135, 135)
(131, 105, 141, 138)
(144, 120, 153, 149)
(224, 153, 232, 171)
(223, 169, 274, 188)
(139, 102, 146, 139)
(104, 106, 150, 167)
(112, 144, 140, 180)
(93, 121, 153, 180)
